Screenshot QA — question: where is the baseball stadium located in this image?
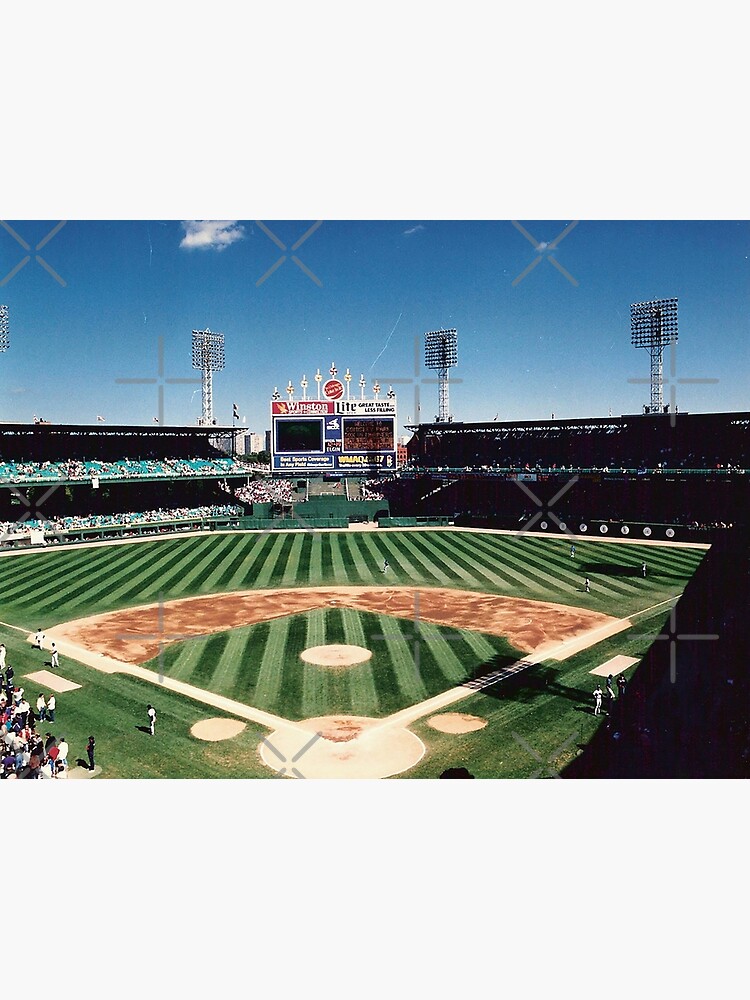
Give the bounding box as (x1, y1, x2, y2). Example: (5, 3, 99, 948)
(2, 307, 748, 779)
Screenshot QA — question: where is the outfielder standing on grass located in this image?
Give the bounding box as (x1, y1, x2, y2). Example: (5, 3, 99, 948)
(147, 704, 156, 735)
(50, 643, 59, 669)
(593, 685, 603, 715)
(584, 577, 590, 593)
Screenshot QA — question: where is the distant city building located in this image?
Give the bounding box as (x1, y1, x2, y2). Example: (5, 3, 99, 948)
(264, 429, 272, 453)
(249, 432, 264, 454)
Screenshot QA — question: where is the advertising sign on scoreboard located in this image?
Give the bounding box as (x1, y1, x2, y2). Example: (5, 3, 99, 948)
(271, 386, 397, 474)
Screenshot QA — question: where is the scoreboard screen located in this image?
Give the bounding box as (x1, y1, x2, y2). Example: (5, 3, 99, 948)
(275, 418, 324, 453)
(343, 418, 394, 452)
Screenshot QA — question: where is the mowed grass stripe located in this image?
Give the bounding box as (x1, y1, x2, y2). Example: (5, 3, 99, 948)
(225, 534, 277, 590)
(161, 633, 206, 683)
(278, 533, 306, 588)
(433, 534, 527, 593)
(425, 530, 537, 592)
(252, 533, 292, 590)
(280, 614, 307, 718)
(43, 539, 193, 615)
(358, 531, 422, 583)
(3, 537, 165, 609)
(459, 627, 507, 664)
(329, 533, 349, 584)
(301, 609, 329, 717)
(210, 626, 251, 701)
(339, 533, 369, 585)
(253, 615, 291, 710)
(347, 532, 382, 580)
(418, 624, 476, 687)
(377, 616, 428, 706)
(405, 532, 494, 590)
(414, 532, 510, 591)
(98, 539, 208, 608)
(199, 535, 253, 592)
(296, 534, 313, 584)
(266, 533, 298, 587)
(229, 621, 269, 703)
(0, 535, 147, 592)
(308, 533, 323, 584)
(151, 535, 235, 599)
(387, 532, 451, 586)
(340, 608, 380, 716)
(320, 608, 352, 713)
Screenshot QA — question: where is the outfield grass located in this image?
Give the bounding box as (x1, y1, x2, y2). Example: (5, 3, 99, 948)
(0, 529, 708, 778)
(0, 529, 705, 623)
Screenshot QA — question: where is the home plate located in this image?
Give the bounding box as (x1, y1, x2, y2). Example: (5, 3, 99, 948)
(23, 670, 82, 693)
(589, 655, 639, 677)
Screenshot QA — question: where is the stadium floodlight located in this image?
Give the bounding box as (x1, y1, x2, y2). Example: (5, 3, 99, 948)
(424, 328, 458, 422)
(0, 305, 9, 353)
(191, 329, 225, 426)
(630, 298, 678, 413)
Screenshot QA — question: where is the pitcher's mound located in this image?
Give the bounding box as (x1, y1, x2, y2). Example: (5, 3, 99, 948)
(260, 715, 425, 778)
(300, 644, 372, 668)
(427, 713, 488, 734)
(191, 718, 247, 741)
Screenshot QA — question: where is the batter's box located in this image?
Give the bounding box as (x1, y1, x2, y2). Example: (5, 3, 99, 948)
(23, 670, 82, 693)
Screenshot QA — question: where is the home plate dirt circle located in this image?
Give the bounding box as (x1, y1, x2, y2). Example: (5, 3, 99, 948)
(427, 713, 488, 734)
(191, 718, 247, 741)
(259, 716, 425, 778)
(300, 644, 372, 668)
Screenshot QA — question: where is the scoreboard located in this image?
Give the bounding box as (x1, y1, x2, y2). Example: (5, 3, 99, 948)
(271, 394, 397, 474)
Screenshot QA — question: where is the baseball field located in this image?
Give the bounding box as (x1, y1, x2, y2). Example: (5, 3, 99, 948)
(0, 527, 708, 778)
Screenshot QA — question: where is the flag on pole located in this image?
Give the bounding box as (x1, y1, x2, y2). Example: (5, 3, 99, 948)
(232, 402, 239, 420)
(96, 415, 105, 422)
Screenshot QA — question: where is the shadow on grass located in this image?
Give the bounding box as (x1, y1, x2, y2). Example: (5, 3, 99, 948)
(135, 725, 151, 734)
(471, 655, 591, 707)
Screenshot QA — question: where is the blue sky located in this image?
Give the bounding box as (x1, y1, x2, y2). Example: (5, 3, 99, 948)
(1, 220, 748, 438)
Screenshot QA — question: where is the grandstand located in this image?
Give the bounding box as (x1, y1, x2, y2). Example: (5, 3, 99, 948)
(386, 410, 750, 539)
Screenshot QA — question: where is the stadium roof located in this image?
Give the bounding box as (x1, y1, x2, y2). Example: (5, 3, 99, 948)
(0, 422, 240, 436)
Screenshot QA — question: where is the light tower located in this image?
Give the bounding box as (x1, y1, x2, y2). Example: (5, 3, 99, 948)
(424, 328, 458, 422)
(191, 329, 225, 426)
(0, 304, 9, 355)
(630, 298, 678, 413)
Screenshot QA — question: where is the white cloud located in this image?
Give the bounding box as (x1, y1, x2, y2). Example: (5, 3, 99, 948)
(403, 224, 425, 236)
(180, 220, 245, 251)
